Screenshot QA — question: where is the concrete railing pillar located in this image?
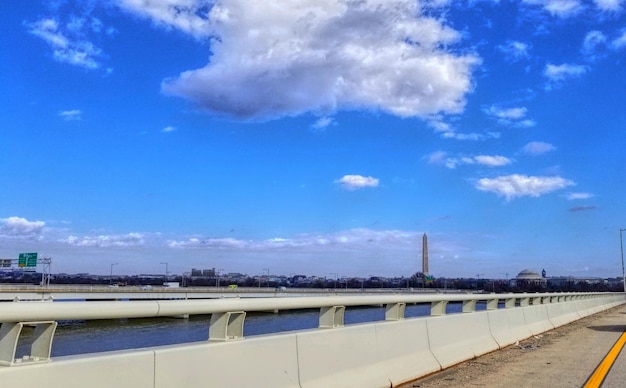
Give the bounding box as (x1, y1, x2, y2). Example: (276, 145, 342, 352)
(319, 305, 345, 328)
(486, 298, 499, 310)
(0, 321, 57, 367)
(385, 303, 406, 321)
(519, 297, 530, 307)
(208, 311, 246, 342)
(431, 300, 448, 316)
(504, 298, 516, 308)
(462, 300, 476, 313)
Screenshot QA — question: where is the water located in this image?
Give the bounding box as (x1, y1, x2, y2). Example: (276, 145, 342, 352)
(15, 302, 477, 358)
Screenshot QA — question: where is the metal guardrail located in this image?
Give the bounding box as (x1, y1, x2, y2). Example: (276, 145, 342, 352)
(0, 291, 620, 367)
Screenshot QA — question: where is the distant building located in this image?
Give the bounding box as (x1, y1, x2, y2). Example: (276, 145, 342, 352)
(511, 269, 547, 288)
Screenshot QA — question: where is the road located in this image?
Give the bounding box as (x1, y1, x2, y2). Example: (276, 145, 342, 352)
(400, 304, 626, 387)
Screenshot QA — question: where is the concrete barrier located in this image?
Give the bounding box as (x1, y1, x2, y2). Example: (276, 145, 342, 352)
(546, 301, 581, 328)
(0, 349, 155, 387)
(487, 307, 533, 348)
(154, 334, 300, 388)
(425, 312, 499, 369)
(296, 325, 390, 388)
(522, 304, 554, 335)
(374, 319, 440, 386)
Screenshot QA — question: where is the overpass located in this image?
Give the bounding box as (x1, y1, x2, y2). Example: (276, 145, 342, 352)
(0, 284, 442, 301)
(0, 291, 623, 387)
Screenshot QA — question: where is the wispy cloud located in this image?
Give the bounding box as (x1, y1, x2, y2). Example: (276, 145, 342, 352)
(26, 16, 104, 70)
(484, 106, 536, 128)
(566, 192, 594, 200)
(162, 126, 176, 133)
(544, 63, 588, 85)
(475, 174, 574, 200)
(523, 0, 584, 18)
(593, 0, 623, 12)
(335, 175, 380, 191)
(521, 141, 556, 155)
(59, 109, 82, 121)
(497, 41, 531, 62)
(428, 152, 512, 169)
(61, 232, 145, 247)
(311, 116, 336, 130)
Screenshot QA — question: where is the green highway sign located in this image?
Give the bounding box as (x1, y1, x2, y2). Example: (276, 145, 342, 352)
(18, 253, 38, 267)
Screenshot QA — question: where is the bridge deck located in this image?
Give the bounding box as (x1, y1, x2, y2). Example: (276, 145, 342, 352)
(401, 304, 626, 387)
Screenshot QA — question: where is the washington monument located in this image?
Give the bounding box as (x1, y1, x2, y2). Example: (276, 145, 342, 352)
(422, 233, 429, 275)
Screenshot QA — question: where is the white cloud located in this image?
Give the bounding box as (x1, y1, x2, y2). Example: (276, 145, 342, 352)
(59, 109, 82, 120)
(497, 41, 531, 62)
(428, 152, 511, 168)
(484, 106, 536, 127)
(311, 116, 336, 130)
(334, 175, 380, 190)
(142, 0, 481, 121)
(544, 63, 588, 82)
(475, 174, 574, 200)
(168, 228, 419, 251)
(0, 217, 46, 238)
(611, 30, 626, 50)
(521, 141, 556, 155)
(62, 232, 145, 247)
(116, 0, 214, 39)
(162, 126, 176, 133)
(524, 0, 584, 17)
(582, 30, 607, 57)
(566, 192, 594, 200)
(593, 0, 623, 12)
(27, 17, 103, 70)
(473, 155, 512, 167)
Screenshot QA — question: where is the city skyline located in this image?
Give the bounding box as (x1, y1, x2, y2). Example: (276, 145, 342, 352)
(2, 1, 625, 278)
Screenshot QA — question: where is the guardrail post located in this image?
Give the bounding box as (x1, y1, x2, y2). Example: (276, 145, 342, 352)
(504, 298, 516, 308)
(519, 297, 530, 307)
(462, 300, 476, 313)
(385, 303, 406, 321)
(319, 306, 345, 328)
(0, 321, 57, 367)
(486, 298, 499, 310)
(208, 311, 246, 342)
(533, 297, 542, 305)
(431, 301, 448, 316)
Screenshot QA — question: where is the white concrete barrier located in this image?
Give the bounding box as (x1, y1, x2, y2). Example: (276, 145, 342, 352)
(296, 325, 390, 388)
(425, 312, 499, 369)
(487, 307, 533, 348)
(522, 304, 554, 335)
(154, 334, 300, 388)
(0, 349, 155, 387)
(546, 301, 581, 328)
(374, 319, 440, 386)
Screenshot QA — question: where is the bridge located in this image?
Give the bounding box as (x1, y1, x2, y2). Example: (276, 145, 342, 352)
(0, 290, 624, 387)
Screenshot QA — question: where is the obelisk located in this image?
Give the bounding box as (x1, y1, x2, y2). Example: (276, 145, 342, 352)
(422, 233, 429, 275)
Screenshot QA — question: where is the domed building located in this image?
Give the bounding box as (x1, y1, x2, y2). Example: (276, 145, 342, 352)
(511, 269, 547, 288)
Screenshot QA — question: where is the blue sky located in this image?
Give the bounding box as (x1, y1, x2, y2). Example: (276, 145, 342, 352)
(1, 0, 625, 278)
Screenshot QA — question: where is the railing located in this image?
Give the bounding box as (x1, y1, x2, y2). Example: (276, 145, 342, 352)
(0, 291, 620, 368)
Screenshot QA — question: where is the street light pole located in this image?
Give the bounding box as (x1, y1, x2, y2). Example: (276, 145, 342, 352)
(160, 262, 169, 278)
(619, 228, 626, 292)
(110, 263, 118, 284)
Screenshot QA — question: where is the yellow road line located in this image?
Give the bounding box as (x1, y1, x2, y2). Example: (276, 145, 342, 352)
(583, 330, 626, 388)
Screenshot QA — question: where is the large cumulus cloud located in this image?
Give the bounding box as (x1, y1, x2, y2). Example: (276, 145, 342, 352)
(147, 0, 479, 120)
